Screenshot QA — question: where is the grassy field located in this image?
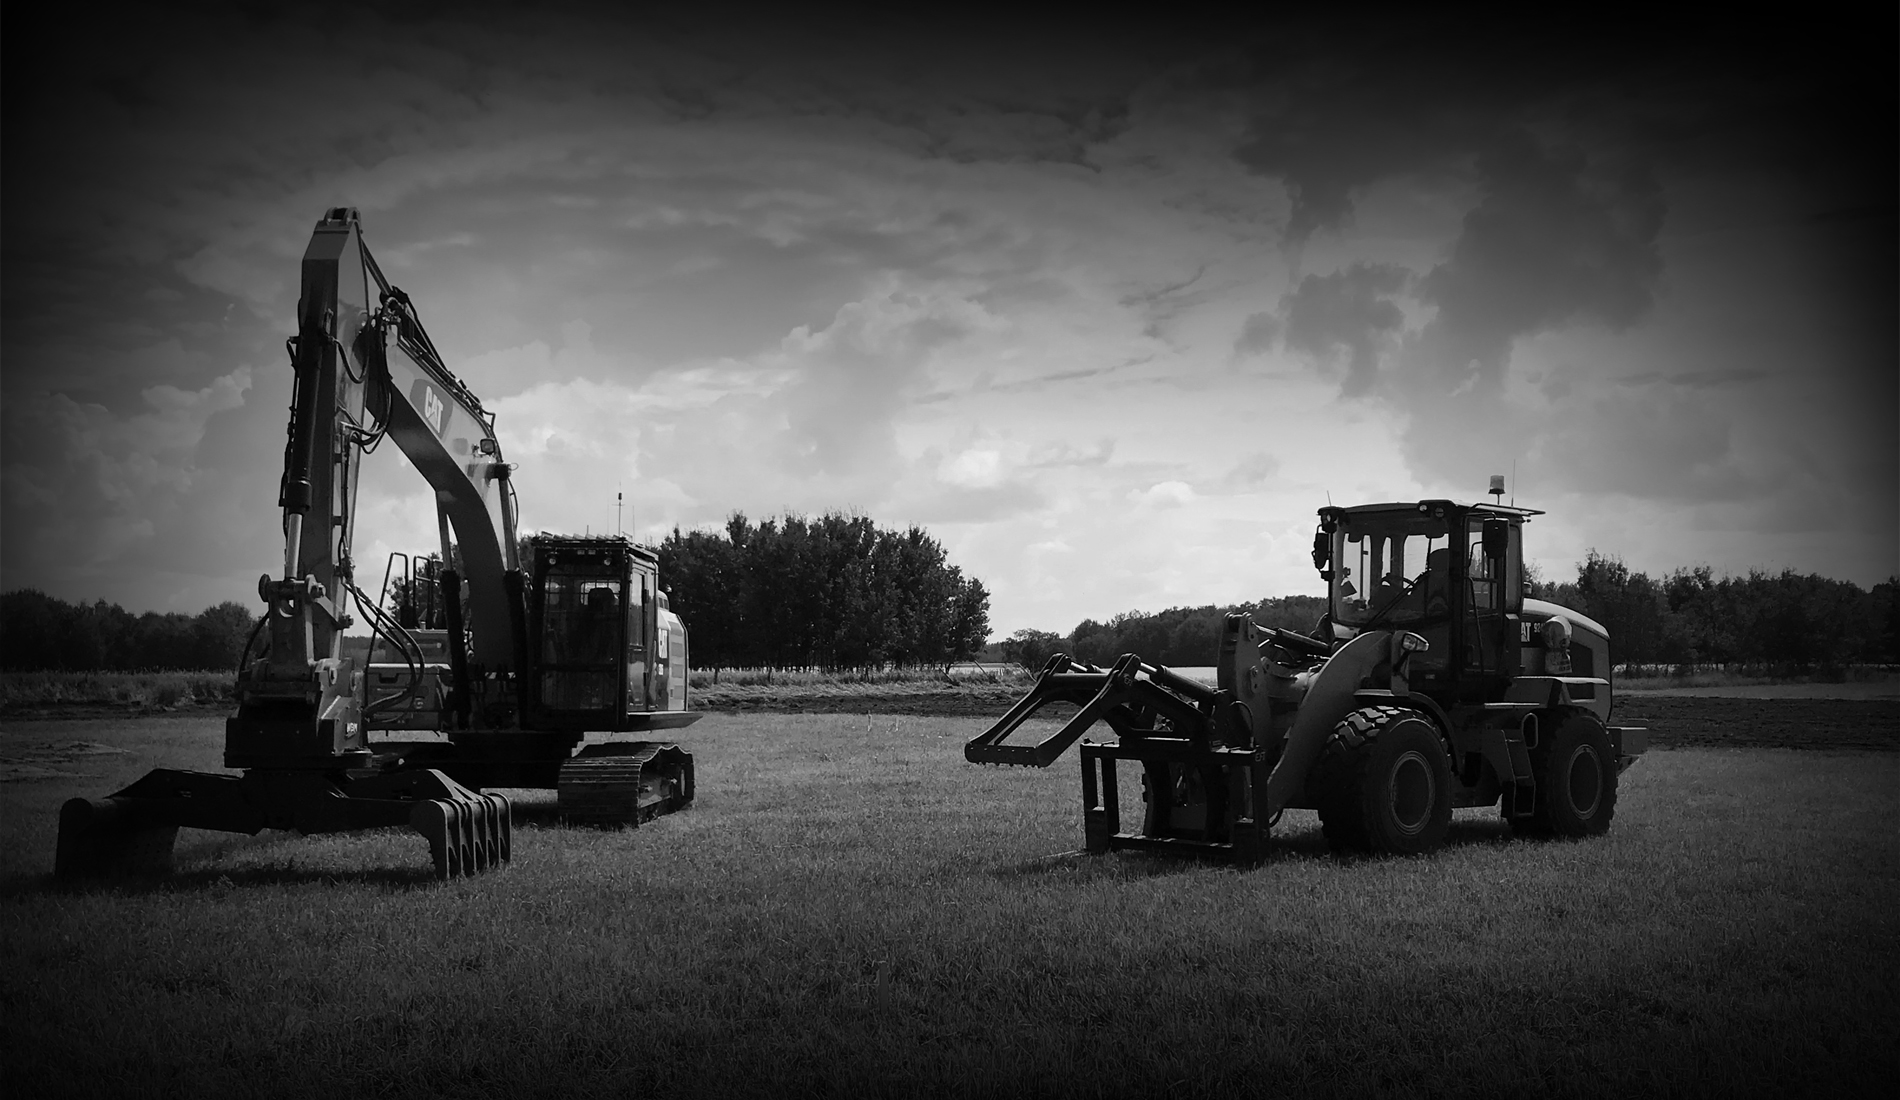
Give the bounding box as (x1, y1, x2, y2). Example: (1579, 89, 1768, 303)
(4, 663, 1892, 717)
(2, 711, 1895, 1098)
(0, 667, 1036, 717)
(0, 669, 238, 713)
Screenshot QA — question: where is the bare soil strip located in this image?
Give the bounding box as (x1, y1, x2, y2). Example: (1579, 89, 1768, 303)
(1608, 696, 1899, 752)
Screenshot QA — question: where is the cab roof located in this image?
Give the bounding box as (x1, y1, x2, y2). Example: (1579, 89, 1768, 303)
(1320, 499, 1544, 520)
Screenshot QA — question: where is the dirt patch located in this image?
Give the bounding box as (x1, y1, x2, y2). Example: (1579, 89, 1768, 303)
(1619, 681, 1899, 701)
(0, 738, 130, 781)
(0, 700, 212, 721)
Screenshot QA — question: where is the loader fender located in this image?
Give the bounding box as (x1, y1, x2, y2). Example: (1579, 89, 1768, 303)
(1264, 630, 1392, 816)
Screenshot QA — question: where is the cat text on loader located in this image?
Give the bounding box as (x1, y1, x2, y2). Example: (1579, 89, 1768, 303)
(55, 208, 699, 882)
(966, 481, 1646, 861)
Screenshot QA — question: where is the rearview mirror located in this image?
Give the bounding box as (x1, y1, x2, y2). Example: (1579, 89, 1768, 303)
(1482, 518, 1509, 559)
(1312, 529, 1331, 575)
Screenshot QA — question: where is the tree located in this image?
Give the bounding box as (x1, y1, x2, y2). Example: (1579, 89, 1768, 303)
(656, 510, 992, 673)
(1001, 628, 1064, 671)
(190, 602, 257, 671)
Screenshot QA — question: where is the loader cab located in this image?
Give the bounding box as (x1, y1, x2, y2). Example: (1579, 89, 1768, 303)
(525, 535, 667, 730)
(1317, 499, 1539, 704)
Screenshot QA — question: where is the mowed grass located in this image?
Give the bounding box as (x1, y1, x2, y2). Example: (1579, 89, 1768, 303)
(1, 714, 1895, 1099)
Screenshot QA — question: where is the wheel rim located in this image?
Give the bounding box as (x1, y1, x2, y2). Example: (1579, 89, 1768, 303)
(1389, 750, 1435, 835)
(1564, 745, 1602, 819)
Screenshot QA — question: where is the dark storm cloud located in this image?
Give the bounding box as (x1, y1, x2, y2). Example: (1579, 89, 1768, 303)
(1232, 311, 1280, 356)
(1224, 12, 1893, 521)
(1279, 263, 1409, 396)
(1407, 133, 1665, 390)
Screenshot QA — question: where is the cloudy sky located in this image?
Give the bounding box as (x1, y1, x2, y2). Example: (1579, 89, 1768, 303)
(3, 6, 1894, 638)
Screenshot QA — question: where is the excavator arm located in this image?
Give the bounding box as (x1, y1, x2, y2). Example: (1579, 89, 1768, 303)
(232, 206, 525, 764)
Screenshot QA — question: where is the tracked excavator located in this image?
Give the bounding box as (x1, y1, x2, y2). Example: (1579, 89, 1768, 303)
(56, 208, 699, 881)
(967, 481, 1647, 861)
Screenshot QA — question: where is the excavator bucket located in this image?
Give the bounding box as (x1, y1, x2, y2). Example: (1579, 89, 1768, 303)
(558, 742, 695, 827)
(409, 793, 513, 879)
(52, 766, 513, 883)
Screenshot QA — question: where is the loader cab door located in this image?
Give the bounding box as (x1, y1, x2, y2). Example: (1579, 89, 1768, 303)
(1457, 514, 1520, 702)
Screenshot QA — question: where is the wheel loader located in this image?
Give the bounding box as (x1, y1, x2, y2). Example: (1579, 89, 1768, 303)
(55, 208, 699, 882)
(966, 482, 1646, 860)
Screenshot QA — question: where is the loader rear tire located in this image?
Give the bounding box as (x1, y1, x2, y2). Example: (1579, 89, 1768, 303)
(1512, 714, 1616, 839)
(1315, 707, 1452, 856)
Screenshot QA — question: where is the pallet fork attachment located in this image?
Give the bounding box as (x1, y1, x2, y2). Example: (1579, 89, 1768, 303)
(965, 621, 1401, 864)
(965, 652, 1248, 767)
(966, 645, 1271, 862)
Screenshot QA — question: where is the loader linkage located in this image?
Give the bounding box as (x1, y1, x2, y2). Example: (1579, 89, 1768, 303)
(56, 767, 511, 882)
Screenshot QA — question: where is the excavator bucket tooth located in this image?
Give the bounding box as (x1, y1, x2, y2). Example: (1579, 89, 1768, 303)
(458, 800, 480, 873)
(470, 800, 491, 872)
(55, 798, 180, 882)
(412, 799, 467, 880)
(488, 793, 513, 864)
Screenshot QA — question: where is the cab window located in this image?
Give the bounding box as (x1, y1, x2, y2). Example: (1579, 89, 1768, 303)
(1466, 525, 1498, 612)
(1334, 513, 1450, 627)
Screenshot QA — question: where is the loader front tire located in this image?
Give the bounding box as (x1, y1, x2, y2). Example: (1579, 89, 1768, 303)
(1514, 714, 1616, 838)
(1316, 707, 1451, 856)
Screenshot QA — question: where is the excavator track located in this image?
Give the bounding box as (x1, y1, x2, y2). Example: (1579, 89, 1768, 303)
(558, 742, 694, 827)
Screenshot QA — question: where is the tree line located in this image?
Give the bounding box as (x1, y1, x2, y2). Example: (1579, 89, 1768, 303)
(657, 512, 991, 674)
(1002, 595, 1331, 670)
(1533, 552, 1898, 672)
(1, 590, 258, 672)
(999, 555, 1899, 673)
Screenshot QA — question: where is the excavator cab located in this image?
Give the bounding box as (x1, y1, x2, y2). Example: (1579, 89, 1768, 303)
(525, 535, 690, 731)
